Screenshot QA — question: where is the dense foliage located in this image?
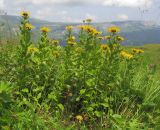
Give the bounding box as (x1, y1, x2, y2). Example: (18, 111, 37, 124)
(0, 12, 160, 130)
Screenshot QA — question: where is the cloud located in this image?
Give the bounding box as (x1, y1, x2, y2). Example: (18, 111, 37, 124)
(103, 0, 152, 8)
(117, 14, 129, 20)
(0, 0, 4, 8)
(35, 8, 52, 19)
(19, 0, 153, 8)
(0, 0, 157, 22)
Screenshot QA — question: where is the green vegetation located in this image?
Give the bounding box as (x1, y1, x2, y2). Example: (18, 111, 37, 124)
(0, 12, 160, 130)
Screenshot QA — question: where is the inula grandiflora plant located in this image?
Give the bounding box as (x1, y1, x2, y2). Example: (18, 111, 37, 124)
(0, 11, 160, 130)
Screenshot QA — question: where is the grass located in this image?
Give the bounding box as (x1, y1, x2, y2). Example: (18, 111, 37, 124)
(128, 44, 160, 61)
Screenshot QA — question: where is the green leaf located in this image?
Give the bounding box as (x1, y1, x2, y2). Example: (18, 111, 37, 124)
(58, 104, 64, 111)
(37, 93, 41, 99)
(87, 107, 93, 111)
(94, 111, 103, 117)
(80, 89, 86, 95)
(86, 79, 95, 87)
(22, 88, 29, 93)
(48, 93, 57, 101)
(76, 97, 80, 101)
(101, 103, 109, 108)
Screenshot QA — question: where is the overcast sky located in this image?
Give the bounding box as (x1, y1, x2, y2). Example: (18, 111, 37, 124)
(0, 0, 160, 23)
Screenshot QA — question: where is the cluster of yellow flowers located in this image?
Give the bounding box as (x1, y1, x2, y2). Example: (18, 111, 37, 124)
(98, 36, 105, 40)
(120, 51, 134, 59)
(53, 51, 60, 58)
(78, 25, 102, 36)
(108, 26, 120, 33)
(51, 40, 60, 46)
(25, 23, 34, 30)
(132, 48, 144, 54)
(116, 36, 125, 42)
(66, 26, 73, 31)
(82, 18, 92, 23)
(105, 36, 111, 40)
(21, 11, 51, 33)
(75, 115, 83, 122)
(27, 46, 39, 54)
(86, 18, 92, 23)
(67, 36, 77, 46)
(21, 11, 30, 18)
(100, 44, 110, 51)
(40, 27, 51, 33)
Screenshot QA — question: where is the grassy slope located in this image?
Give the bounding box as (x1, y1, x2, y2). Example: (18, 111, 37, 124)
(128, 44, 160, 65)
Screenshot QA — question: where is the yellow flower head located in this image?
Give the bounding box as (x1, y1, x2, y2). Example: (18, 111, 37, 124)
(78, 25, 85, 30)
(25, 23, 34, 30)
(108, 26, 120, 33)
(21, 11, 30, 18)
(117, 36, 125, 42)
(67, 36, 76, 42)
(95, 31, 102, 35)
(78, 25, 101, 36)
(27, 46, 39, 54)
(53, 51, 60, 58)
(86, 18, 92, 23)
(132, 48, 144, 54)
(98, 36, 104, 40)
(67, 41, 77, 46)
(52, 40, 60, 46)
(105, 36, 111, 40)
(75, 115, 83, 122)
(66, 26, 73, 31)
(120, 51, 133, 59)
(101, 44, 110, 51)
(40, 27, 51, 33)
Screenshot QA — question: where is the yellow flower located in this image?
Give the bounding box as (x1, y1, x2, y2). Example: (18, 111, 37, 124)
(117, 36, 125, 42)
(98, 37, 104, 40)
(52, 40, 60, 46)
(132, 48, 144, 54)
(101, 44, 110, 51)
(21, 11, 30, 18)
(120, 51, 133, 59)
(25, 23, 34, 30)
(40, 27, 51, 33)
(67, 36, 76, 42)
(86, 18, 92, 23)
(108, 26, 120, 33)
(27, 46, 39, 54)
(66, 26, 73, 31)
(78, 25, 85, 30)
(95, 31, 102, 35)
(75, 115, 83, 122)
(53, 51, 60, 58)
(67, 41, 77, 46)
(78, 25, 101, 36)
(105, 36, 111, 40)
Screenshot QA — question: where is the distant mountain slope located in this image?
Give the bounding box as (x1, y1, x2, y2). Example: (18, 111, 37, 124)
(0, 15, 160, 45)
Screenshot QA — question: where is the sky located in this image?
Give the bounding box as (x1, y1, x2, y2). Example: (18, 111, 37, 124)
(0, 0, 160, 23)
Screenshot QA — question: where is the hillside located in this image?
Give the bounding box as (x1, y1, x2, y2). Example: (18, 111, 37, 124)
(0, 15, 160, 45)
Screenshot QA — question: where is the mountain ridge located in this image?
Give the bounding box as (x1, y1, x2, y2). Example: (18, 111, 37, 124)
(0, 15, 160, 45)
